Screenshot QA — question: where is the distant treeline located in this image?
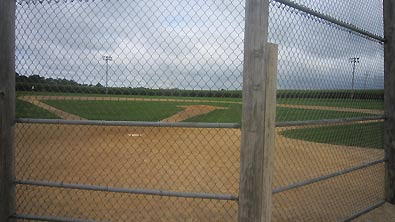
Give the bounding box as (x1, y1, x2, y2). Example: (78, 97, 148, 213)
(16, 73, 384, 100)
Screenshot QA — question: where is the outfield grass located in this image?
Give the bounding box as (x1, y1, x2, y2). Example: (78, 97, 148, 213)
(18, 91, 383, 110)
(185, 106, 375, 123)
(280, 122, 383, 149)
(277, 98, 383, 110)
(16, 99, 59, 119)
(41, 100, 375, 123)
(17, 91, 242, 102)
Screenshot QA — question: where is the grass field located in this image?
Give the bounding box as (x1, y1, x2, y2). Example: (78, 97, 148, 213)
(278, 98, 384, 110)
(280, 122, 384, 149)
(40, 100, 376, 123)
(16, 99, 59, 119)
(15, 93, 383, 149)
(17, 91, 384, 110)
(16, 91, 242, 102)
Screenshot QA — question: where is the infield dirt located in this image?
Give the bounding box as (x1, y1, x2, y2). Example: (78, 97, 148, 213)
(15, 123, 386, 221)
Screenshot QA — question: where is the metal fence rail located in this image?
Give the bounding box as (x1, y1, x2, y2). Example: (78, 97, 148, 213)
(15, 115, 385, 128)
(15, 180, 238, 201)
(273, 0, 385, 42)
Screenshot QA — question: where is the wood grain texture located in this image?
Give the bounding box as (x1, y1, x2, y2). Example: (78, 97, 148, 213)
(0, 0, 16, 221)
(384, 0, 395, 204)
(238, 0, 276, 219)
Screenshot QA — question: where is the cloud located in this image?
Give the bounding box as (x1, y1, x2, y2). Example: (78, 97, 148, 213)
(15, 0, 384, 90)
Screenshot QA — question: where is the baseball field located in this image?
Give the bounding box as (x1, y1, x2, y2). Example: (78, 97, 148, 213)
(14, 92, 388, 221)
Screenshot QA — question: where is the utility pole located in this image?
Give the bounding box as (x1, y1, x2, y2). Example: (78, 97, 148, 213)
(349, 57, 360, 98)
(102, 55, 112, 94)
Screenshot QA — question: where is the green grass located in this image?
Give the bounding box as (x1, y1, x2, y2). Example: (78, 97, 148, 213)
(17, 91, 242, 102)
(280, 122, 383, 149)
(16, 99, 59, 119)
(43, 100, 185, 121)
(18, 91, 383, 110)
(186, 106, 375, 123)
(42, 100, 375, 123)
(277, 98, 383, 110)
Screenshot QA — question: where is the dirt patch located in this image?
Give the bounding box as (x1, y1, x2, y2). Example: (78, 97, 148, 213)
(15, 124, 386, 221)
(161, 105, 227, 122)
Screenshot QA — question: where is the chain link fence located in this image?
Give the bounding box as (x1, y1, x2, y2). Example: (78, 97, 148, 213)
(13, 0, 385, 221)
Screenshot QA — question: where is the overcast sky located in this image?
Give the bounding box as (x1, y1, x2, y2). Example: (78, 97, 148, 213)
(15, 0, 384, 90)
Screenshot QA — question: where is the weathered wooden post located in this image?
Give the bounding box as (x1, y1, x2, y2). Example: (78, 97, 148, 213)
(384, 0, 395, 204)
(0, 0, 16, 221)
(238, 0, 277, 221)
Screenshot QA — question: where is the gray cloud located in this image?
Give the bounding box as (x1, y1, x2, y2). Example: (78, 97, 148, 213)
(15, 0, 384, 90)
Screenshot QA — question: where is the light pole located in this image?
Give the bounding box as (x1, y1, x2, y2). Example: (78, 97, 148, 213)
(102, 55, 112, 94)
(349, 57, 360, 98)
(364, 71, 369, 89)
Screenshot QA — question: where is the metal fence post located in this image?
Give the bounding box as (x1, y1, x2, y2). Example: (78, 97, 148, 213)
(0, 0, 16, 221)
(239, 0, 277, 220)
(384, 0, 395, 204)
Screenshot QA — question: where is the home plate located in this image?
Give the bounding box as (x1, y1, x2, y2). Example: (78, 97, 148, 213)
(127, 133, 143, 137)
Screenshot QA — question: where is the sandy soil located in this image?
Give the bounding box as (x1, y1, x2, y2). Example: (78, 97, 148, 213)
(15, 124, 386, 222)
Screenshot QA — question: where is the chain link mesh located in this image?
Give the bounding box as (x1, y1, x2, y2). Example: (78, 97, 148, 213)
(14, 0, 385, 221)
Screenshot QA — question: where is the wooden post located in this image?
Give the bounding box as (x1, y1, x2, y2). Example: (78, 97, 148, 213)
(384, 0, 395, 204)
(0, 0, 16, 221)
(238, 0, 276, 220)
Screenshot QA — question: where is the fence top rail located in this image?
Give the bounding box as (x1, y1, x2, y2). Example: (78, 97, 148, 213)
(274, 0, 385, 42)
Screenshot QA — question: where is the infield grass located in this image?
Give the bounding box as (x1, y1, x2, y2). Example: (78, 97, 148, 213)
(280, 122, 383, 149)
(18, 91, 383, 110)
(16, 99, 59, 119)
(41, 100, 375, 123)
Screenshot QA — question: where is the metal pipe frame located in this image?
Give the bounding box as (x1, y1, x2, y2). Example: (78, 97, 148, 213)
(15, 115, 384, 128)
(274, 0, 385, 42)
(15, 118, 241, 129)
(273, 159, 386, 194)
(15, 180, 238, 201)
(276, 115, 384, 128)
(15, 159, 385, 201)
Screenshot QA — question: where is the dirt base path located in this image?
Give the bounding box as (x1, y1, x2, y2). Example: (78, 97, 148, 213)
(161, 105, 227, 122)
(19, 96, 85, 120)
(278, 103, 384, 115)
